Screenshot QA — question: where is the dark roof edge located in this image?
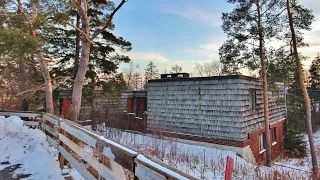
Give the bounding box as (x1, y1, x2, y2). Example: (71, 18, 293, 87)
(148, 75, 259, 83)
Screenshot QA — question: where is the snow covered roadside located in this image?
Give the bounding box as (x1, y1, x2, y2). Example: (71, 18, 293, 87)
(100, 125, 312, 179)
(0, 116, 63, 180)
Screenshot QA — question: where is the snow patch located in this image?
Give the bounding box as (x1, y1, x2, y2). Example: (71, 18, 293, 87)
(60, 122, 97, 148)
(103, 147, 115, 160)
(0, 116, 63, 180)
(99, 136, 138, 155)
(4, 116, 25, 133)
(69, 168, 85, 180)
(137, 154, 189, 180)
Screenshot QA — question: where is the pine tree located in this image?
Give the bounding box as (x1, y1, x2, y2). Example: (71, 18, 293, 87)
(0, 0, 46, 111)
(284, 127, 307, 158)
(310, 53, 320, 88)
(58, 0, 128, 122)
(219, 0, 286, 166)
(144, 61, 159, 89)
(286, 0, 319, 177)
(48, 0, 130, 122)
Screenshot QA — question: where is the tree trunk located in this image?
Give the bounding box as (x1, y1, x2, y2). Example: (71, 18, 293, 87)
(74, 9, 81, 79)
(286, 0, 319, 178)
(17, 0, 28, 111)
(19, 60, 28, 111)
(89, 66, 97, 131)
(69, 15, 90, 122)
(256, 1, 272, 166)
(37, 51, 54, 113)
(68, 0, 126, 122)
(29, 2, 54, 114)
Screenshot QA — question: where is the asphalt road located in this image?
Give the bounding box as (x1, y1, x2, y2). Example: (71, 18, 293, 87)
(0, 163, 31, 180)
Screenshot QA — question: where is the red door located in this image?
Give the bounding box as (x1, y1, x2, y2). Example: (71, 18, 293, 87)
(127, 98, 133, 113)
(62, 99, 72, 119)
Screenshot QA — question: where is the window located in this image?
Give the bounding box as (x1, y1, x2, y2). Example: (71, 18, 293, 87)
(259, 133, 265, 153)
(272, 128, 277, 145)
(249, 90, 257, 110)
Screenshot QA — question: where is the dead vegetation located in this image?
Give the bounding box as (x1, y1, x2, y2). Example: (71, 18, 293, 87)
(98, 125, 312, 179)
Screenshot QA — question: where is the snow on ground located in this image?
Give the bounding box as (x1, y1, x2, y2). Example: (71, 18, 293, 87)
(1, 115, 316, 180)
(276, 131, 320, 173)
(99, 124, 315, 179)
(0, 116, 63, 180)
(69, 169, 85, 180)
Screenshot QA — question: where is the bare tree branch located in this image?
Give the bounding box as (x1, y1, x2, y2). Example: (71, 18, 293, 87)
(65, 22, 92, 43)
(15, 76, 73, 96)
(90, 0, 127, 41)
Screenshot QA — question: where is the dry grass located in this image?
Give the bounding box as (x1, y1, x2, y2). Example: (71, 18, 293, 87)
(97, 125, 311, 179)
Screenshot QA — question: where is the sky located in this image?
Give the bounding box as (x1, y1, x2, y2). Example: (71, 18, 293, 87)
(112, 0, 320, 75)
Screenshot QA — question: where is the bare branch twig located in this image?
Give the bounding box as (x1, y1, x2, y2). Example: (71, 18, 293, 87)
(90, 0, 127, 41)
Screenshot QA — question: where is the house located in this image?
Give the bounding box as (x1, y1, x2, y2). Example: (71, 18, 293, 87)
(53, 90, 124, 121)
(147, 73, 286, 164)
(121, 90, 147, 118)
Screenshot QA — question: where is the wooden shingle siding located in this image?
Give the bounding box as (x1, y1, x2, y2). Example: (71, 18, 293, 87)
(240, 79, 286, 138)
(147, 76, 286, 142)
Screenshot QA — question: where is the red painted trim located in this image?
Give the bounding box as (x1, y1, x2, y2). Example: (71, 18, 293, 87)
(248, 119, 286, 164)
(225, 156, 234, 180)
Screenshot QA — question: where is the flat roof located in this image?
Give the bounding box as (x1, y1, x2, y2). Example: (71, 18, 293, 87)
(148, 75, 259, 83)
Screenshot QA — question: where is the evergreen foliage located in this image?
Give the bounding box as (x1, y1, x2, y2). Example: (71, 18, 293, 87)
(310, 53, 320, 88)
(284, 75, 308, 157)
(48, 0, 132, 102)
(219, 0, 285, 75)
(284, 127, 307, 158)
(144, 61, 159, 89)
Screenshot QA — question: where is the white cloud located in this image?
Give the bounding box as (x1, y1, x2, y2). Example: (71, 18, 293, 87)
(199, 42, 221, 52)
(184, 36, 226, 60)
(160, 5, 221, 26)
(126, 52, 169, 63)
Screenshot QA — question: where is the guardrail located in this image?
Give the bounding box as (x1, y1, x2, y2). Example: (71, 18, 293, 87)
(0, 111, 196, 180)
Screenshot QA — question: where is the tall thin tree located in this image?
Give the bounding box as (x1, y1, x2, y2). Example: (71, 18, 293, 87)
(68, 0, 127, 122)
(286, 0, 319, 178)
(17, 0, 28, 111)
(219, 0, 286, 165)
(29, 0, 54, 113)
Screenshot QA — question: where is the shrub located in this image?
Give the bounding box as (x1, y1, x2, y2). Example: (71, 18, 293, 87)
(284, 127, 307, 158)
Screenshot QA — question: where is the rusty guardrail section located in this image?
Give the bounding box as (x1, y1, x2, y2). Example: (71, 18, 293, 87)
(0, 111, 196, 180)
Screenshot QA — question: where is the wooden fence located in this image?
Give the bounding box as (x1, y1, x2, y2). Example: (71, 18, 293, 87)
(0, 111, 196, 180)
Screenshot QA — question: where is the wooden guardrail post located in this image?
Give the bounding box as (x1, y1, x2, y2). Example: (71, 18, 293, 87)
(1, 111, 197, 180)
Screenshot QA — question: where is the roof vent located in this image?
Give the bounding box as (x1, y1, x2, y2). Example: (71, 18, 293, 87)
(160, 73, 190, 79)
